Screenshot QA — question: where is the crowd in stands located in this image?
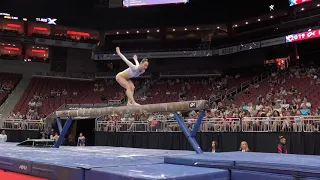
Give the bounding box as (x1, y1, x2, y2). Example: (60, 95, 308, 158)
(3, 65, 320, 133)
(10, 78, 146, 122)
(97, 66, 320, 133)
(0, 73, 22, 106)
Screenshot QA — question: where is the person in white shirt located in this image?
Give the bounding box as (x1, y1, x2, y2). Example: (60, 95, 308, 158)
(115, 47, 149, 106)
(0, 130, 7, 142)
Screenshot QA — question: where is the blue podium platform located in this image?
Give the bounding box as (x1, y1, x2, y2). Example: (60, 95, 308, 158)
(0, 143, 228, 180)
(0, 143, 320, 180)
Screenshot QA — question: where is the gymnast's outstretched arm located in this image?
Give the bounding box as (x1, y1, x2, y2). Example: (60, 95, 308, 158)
(116, 47, 136, 69)
(133, 54, 139, 66)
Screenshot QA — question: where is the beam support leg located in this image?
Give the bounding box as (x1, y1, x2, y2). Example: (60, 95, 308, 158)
(191, 110, 205, 137)
(174, 113, 203, 154)
(53, 118, 72, 148)
(56, 117, 63, 134)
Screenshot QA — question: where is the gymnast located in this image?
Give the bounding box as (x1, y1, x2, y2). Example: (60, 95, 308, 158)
(115, 47, 149, 106)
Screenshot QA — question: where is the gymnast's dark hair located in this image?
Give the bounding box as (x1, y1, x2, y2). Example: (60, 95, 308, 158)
(141, 58, 148, 63)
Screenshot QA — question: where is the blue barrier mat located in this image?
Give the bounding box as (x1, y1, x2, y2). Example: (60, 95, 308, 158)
(231, 170, 320, 180)
(85, 164, 230, 180)
(164, 152, 320, 178)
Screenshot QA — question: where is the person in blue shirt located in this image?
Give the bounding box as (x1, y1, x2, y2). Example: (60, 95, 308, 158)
(300, 104, 310, 116)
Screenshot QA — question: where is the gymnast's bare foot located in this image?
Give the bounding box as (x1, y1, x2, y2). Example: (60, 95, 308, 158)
(127, 101, 132, 106)
(132, 102, 140, 106)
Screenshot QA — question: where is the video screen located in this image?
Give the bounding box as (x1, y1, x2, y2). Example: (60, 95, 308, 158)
(285, 29, 320, 43)
(123, 0, 188, 7)
(289, 0, 311, 6)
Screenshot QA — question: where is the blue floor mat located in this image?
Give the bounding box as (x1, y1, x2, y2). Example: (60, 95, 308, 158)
(85, 164, 230, 180)
(231, 170, 320, 180)
(164, 152, 320, 178)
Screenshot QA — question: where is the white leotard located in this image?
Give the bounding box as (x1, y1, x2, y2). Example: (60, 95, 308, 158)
(117, 52, 145, 79)
(121, 66, 145, 79)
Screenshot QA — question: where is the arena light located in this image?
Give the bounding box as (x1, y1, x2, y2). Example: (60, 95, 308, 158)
(7, 23, 21, 28)
(34, 27, 48, 31)
(4, 47, 19, 51)
(32, 49, 46, 53)
(66, 31, 90, 37)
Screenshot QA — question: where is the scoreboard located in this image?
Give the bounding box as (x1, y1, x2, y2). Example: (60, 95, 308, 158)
(123, 0, 188, 7)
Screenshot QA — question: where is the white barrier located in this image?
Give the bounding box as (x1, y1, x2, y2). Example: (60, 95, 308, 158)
(241, 116, 320, 132)
(96, 118, 241, 132)
(2, 119, 44, 130)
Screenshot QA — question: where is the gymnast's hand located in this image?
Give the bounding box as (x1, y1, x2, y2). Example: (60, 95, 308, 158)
(116, 47, 121, 54)
(133, 55, 138, 61)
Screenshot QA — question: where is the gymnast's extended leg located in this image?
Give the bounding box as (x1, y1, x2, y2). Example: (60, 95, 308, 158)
(127, 80, 140, 105)
(116, 74, 139, 105)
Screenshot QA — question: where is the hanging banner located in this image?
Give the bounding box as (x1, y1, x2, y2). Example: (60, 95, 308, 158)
(218, 46, 238, 55)
(261, 37, 285, 47)
(93, 50, 213, 60)
(238, 42, 260, 52)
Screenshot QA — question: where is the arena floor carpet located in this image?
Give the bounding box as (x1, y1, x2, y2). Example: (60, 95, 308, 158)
(0, 143, 319, 180)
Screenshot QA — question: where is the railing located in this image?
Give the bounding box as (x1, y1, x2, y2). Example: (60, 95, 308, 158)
(2, 119, 44, 130)
(240, 80, 252, 91)
(95, 116, 320, 133)
(242, 116, 320, 132)
(224, 86, 237, 100)
(33, 72, 94, 81)
(96, 118, 241, 132)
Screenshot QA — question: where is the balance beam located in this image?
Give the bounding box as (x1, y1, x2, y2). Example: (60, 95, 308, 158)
(55, 100, 208, 118)
(54, 100, 208, 154)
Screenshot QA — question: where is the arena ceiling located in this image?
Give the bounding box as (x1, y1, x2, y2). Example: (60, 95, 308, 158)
(0, 0, 305, 30)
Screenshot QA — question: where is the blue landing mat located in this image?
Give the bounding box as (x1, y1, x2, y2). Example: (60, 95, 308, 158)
(164, 152, 320, 178)
(231, 170, 320, 180)
(0, 143, 229, 180)
(86, 164, 230, 180)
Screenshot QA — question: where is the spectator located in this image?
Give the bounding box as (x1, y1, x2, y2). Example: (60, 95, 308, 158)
(239, 141, 250, 152)
(277, 136, 288, 154)
(209, 140, 220, 153)
(300, 104, 310, 116)
(62, 89, 67, 95)
(53, 132, 59, 142)
(0, 130, 7, 142)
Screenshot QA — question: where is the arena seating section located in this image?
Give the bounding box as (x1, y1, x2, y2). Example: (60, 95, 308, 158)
(136, 75, 255, 104)
(0, 73, 22, 106)
(233, 75, 319, 110)
(13, 78, 144, 116)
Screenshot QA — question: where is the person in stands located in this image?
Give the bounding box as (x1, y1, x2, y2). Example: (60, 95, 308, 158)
(208, 140, 220, 153)
(0, 130, 7, 142)
(277, 136, 288, 154)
